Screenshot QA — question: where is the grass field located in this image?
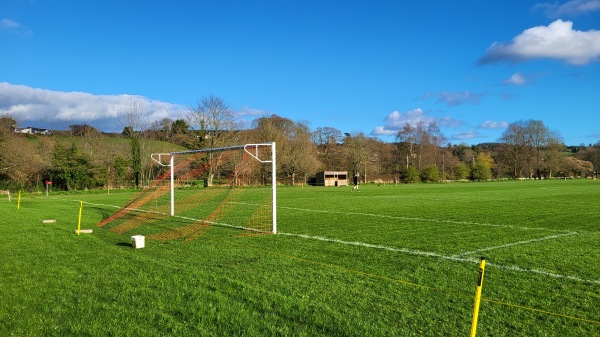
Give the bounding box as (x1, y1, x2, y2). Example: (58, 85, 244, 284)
(1, 180, 599, 336)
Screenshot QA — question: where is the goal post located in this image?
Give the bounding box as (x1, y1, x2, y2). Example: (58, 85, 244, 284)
(100, 142, 276, 240)
(163, 142, 276, 233)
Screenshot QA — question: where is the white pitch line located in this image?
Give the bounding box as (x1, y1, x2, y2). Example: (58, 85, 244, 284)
(81, 200, 600, 285)
(487, 262, 600, 285)
(279, 231, 478, 263)
(279, 231, 600, 285)
(452, 232, 580, 258)
(277, 205, 570, 233)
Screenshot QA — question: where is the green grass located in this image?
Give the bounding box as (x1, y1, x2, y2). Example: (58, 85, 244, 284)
(1, 180, 599, 336)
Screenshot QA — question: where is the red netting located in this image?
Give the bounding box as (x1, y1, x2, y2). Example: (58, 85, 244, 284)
(97, 145, 274, 241)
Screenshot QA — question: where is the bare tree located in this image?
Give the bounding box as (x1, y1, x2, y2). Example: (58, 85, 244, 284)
(286, 123, 320, 185)
(499, 120, 563, 179)
(149, 118, 174, 140)
(559, 157, 594, 178)
(343, 132, 370, 181)
(188, 95, 240, 186)
(252, 115, 319, 185)
(119, 99, 152, 188)
(312, 126, 343, 169)
(396, 123, 417, 168)
(396, 121, 447, 172)
(577, 146, 600, 178)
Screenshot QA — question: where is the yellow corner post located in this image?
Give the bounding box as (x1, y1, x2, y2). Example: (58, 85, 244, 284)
(77, 201, 83, 235)
(17, 191, 21, 209)
(470, 257, 486, 337)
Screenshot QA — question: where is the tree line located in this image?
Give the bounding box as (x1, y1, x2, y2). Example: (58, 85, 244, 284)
(1, 96, 598, 191)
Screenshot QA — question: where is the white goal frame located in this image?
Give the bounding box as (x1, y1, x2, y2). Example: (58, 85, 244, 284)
(151, 142, 277, 234)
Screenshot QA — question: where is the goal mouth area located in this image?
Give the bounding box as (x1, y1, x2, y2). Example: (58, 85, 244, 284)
(98, 204, 273, 241)
(99, 142, 277, 240)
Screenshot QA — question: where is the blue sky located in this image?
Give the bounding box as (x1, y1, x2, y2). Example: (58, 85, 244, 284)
(1, 0, 599, 145)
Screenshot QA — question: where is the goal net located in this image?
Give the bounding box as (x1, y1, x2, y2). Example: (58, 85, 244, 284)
(97, 143, 276, 241)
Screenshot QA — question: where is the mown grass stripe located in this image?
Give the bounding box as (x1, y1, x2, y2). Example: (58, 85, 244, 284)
(278, 205, 571, 233)
(280, 231, 600, 285)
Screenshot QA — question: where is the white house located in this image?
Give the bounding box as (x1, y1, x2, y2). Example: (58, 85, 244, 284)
(14, 127, 52, 135)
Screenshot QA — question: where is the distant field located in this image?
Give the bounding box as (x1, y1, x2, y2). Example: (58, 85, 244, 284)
(1, 180, 599, 336)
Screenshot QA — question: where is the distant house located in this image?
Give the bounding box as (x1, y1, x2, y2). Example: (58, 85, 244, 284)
(14, 127, 31, 134)
(316, 171, 349, 187)
(14, 127, 52, 135)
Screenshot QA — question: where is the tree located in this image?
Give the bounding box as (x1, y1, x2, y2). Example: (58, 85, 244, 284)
(402, 166, 420, 183)
(171, 119, 189, 135)
(421, 166, 440, 182)
(375, 142, 399, 182)
(0, 118, 49, 190)
(426, 121, 446, 170)
(252, 115, 319, 185)
(499, 120, 563, 179)
(453, 162, 470, 180)
(312, 127, 343, 169)
(119, 99, 152, 188)
(471, 153, 494, 181)
(0, 115, 18, 131)
(149, 118, 173, 140)
(343, 132, 370, 180)
(188, 95, 240, 186)
(396, 123, 418, 168)
(122, 126, 142, 188)
(285, 123, 320, 185)
(50, 142, 97, 190)
(559, 156, 594, 178)
(577, 146, 600, 178)
(69, 124, 101, 137)
(396, 121, 447, 173)
(112, 156, 131, 187)
(168, 119, 194, 147)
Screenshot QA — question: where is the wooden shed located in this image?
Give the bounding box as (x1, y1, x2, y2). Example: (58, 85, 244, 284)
(315, 171, 349, 187)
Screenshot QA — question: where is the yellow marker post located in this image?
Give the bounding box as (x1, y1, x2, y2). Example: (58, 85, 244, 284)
(470, 257, 486, 337)
(17, 191, 21, 209)
(77, 201, 83, 235)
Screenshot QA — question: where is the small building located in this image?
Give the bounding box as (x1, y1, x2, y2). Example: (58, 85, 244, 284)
(316, 171, 348, 187)
(14, 127, 32, 134)
(14, 127, 51, 135)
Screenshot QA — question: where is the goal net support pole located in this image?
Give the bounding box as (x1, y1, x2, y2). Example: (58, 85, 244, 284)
(271, 142, 277, 234)
(170, 153, 175, 216)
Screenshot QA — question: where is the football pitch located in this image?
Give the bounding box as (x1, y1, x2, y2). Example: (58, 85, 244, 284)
(1, 180, 599, 336)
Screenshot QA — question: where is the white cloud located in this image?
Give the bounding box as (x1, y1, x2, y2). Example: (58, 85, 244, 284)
(534, 0, 600, 17)
(0, 18, 20, 30)
(371, 126, 397, 136)
(437, 116, 466, 128)
(479, 121, 509, 129)
(503, 73, 526, 85)
(0, 82, 186, 131)
(423, 91, 484, 107)
(0, 18, 32, 37)
(385, 108, 429, 126)
(479, 20, 600, 65)
(236, 106, 267, 117)
(370, 108, 464, 136)
(451, 131, 482, 141)
(371, 108, 429, 136)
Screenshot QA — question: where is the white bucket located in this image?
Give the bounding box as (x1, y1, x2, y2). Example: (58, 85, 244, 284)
(131, 235, 145, 249)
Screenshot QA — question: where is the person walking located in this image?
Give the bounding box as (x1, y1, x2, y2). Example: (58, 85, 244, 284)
(352, 173, 359, 192)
